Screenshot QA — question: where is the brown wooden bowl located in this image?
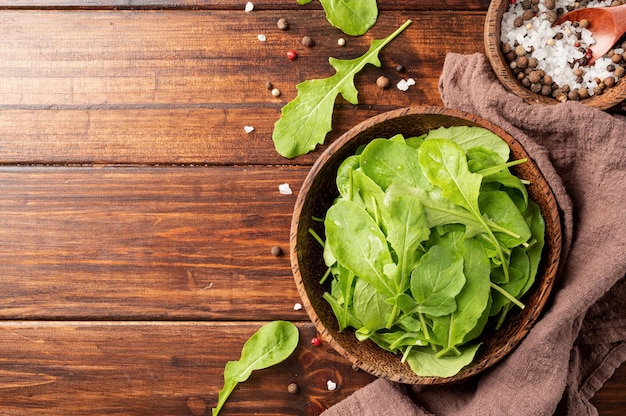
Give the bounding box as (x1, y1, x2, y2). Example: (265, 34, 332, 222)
(290, 106, 562, 384)
(484, 0, 626, 110)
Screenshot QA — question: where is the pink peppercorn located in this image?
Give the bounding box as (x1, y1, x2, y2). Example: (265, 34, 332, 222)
(311, 337, 321, 347)
(287, 50, 298, 61)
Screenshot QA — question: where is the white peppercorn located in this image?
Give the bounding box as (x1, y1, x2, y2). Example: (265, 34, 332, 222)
(376, 76, 390, 89)
(277, 18, 289, 30)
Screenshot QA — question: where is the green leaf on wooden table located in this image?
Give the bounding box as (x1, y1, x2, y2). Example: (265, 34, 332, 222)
(296, 0, 378, 36)
(319, 0, 378, 36)
(272, 20, 411, 159)
(212, 321, 299, 416)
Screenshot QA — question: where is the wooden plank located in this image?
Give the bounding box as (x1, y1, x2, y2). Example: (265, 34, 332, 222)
(0, 107, 391, 165)
(0, 10, 485, 108)
(0, 321, 376, 415)
(0, 320, 621, 414)
(592, 363, 626, 416)
(0, 9, 485, 165)
(0, 165, 313, 320)
(0, 0, 491, 11)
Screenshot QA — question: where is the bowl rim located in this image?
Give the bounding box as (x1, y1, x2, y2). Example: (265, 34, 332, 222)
(484, 0, 626, 110)
(290, 106, 562, 384)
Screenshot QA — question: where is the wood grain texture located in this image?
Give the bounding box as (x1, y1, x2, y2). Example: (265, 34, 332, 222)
(0, 321, 375, 415)
(0, 10, 484, 108)
(0, 0, 492, 11)
(0, 166, 308, 319)
(0, 10, 485, 165)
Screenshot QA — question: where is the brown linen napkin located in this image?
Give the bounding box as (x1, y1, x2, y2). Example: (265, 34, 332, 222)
(321, 53, 626, 416)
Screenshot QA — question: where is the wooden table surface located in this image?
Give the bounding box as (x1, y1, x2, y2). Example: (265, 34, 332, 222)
(0, 1, 623, 414)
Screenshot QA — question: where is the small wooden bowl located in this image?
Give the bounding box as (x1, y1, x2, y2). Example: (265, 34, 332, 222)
(290, 107, 562, 384)
(484, 0, 626, 110)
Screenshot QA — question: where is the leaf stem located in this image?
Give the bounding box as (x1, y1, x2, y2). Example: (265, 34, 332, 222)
(490, 282, 525, 309)
(475, 158, 528, 177)
(401, 345, 413, 363)
(319, 266, 332, 284)
(386, 301, 399, 329)
(418, 312, 431, 342)
(308, 227, 325, 247)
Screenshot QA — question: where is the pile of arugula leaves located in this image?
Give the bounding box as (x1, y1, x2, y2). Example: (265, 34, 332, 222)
(317, 126, 545, 377)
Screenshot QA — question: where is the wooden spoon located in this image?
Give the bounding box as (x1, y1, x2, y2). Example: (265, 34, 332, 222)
(554, 4, 626, 65)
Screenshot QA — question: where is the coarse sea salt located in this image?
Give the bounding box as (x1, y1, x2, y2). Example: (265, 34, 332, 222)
(326, 380, 337, 391)
(501, 0, 618, 97)
(243, 125, 254, 134)
(396, 78, 416, 91)
(279, 183, 292, 195)
(244, 1, 254, 12)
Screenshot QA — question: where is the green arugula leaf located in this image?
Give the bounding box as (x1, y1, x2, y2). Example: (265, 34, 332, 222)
(360, 138, 432, 191)
(319, 0, 378, 36)
(405, 343, 481, 378)
(423, 126, 510, 161)
(384, 184, 430, 292)
(419, 139, 510, 282)
(352, 278, 392, 331)
(272, 20, 411, 158)
(410, 244, 465, 317)
(212, 321, 299, 416)
(325, 199, 396, 298)
(430, 235, 492, 350)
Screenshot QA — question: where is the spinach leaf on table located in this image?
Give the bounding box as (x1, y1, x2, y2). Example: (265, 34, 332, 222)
(272, 20, 411, 159)
(297, 0, 378, 36)
(212, 321, 299, 416)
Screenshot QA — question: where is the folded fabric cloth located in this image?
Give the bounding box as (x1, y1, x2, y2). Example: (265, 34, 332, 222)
(322, 53, 626, 416)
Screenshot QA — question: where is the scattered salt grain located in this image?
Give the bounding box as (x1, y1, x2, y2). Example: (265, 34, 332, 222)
(337, 38, 346, 46)
(293, 302, 303, 311)
(279, 183, 292, 195)
(327, 380, 337, 391)
(243, 126, 254, 134)
(396, 78, 416, 91)
(244, 1, 254, 12)
(257, 34, 266, 42)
